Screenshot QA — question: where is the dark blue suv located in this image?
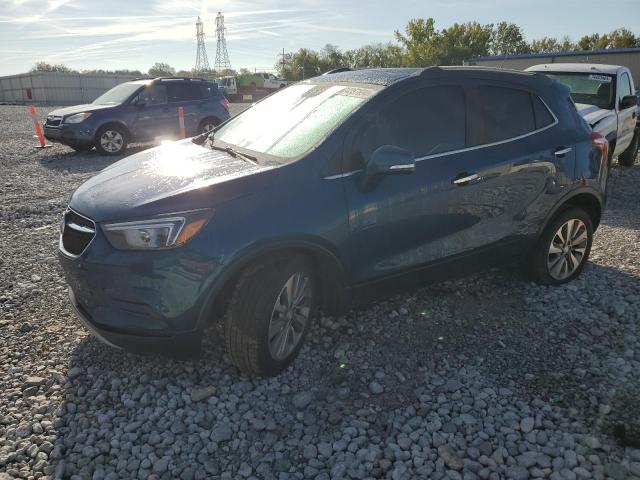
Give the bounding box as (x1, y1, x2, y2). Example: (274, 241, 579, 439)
(58, 67, 608, 376)
(43, 77, 230, 155)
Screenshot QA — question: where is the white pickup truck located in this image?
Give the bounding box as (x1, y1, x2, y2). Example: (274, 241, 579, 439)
(526, 63, 639, 167)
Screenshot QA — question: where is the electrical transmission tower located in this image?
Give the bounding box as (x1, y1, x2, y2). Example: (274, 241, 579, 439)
(195, 16, 210, 72)
(214, 12, 231, 71)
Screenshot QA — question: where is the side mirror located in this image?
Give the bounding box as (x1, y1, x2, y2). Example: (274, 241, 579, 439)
(360, 145, 415, 192)
(620, 95, 637, 110)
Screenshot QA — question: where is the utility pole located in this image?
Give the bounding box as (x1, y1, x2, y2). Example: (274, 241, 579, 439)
(279, 48, 286, 77)
(194, 17, 211, 72)
(214, 12, 231, 72)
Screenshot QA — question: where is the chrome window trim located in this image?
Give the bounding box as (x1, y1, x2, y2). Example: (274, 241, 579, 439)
(59, 208, 97, 259)
(323, 94, 558, 180)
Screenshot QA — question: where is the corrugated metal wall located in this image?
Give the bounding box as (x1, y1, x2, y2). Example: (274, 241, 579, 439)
(0, 72, 141, 105)
(465, 51, 640, 87)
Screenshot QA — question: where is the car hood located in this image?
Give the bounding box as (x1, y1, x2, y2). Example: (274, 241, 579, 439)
(575, 103, 614, 128)
(48, 103, 115, 117)
(69, 140, 277, 222)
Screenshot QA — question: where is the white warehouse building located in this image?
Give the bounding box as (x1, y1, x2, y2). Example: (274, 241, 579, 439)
(0, 71, 141, 105)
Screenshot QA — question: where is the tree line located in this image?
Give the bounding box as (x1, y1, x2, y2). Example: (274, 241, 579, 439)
(275, 20, 639, 80)
(29, 18, 639, 81)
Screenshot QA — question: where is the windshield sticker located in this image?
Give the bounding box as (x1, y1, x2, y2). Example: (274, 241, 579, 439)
(588, 74, 612, 83)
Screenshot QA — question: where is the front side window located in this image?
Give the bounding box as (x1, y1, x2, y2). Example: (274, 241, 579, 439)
(214, 83, 375, 160)
(137, 84, 168, 106)
(478, 86, 536, 143)
(543, 72, 615, 109)
(620, 72, 632, 100)
(346, 85, 466, 171)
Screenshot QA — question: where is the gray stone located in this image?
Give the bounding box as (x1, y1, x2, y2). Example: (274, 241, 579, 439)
(438, 445, 463, 471)
(292, 391, 314, 409)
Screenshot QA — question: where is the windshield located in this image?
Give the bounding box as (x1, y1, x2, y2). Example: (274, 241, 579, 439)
(92, 83, 143, 105)
(542, 72, 615, 109)
(214, 83, 375, 160)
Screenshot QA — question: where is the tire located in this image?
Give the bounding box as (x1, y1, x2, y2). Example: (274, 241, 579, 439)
(95, 125, 128, 156)
(619, 129, 639, 167)
(528, 207, 593, 285)
(198, 118, 220, 135)
(224, 254, 317, 376)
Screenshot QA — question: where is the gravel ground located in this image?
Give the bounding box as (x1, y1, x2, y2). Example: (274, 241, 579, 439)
(1, 103, 639, 480)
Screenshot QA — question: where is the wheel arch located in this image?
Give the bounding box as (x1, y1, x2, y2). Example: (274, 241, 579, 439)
(202, 239, 349, 328)
(95, 121, 131, 142)
(541, 188, 603, 234)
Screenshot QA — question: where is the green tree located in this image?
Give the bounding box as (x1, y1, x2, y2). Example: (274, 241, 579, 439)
(606, 28, 640, 48)
(490, 22, 529, 55)
(530, 36, 576, 53)
(395, 18, 440, 66)
(30, 62, 75, 73)
(344, 43, 404, 68)
(148, 62, 176, 77)
(440, 21, 493, 64)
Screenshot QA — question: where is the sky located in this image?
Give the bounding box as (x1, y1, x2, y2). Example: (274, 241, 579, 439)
(0, 0, 639, 76)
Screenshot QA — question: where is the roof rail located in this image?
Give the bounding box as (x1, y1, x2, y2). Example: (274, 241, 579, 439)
(153, 77, 209, 82)
(416, 66, 443, 77)
(323, 68, 352, 75)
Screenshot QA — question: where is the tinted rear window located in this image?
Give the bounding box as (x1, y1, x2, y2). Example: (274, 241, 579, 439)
(478, 86, 535, 143)
(166, 82, 202, 102)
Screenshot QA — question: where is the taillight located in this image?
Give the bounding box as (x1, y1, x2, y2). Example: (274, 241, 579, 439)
(591, 131, 609, 161)
(220, 98, 230, 110)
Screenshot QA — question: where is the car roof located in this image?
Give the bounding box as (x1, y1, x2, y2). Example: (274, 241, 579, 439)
(525, 63, 624, 75)
(310, 66, 546, 87)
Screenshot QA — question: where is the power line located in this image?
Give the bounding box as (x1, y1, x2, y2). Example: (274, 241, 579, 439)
(194, 16, 210, 72)
(214, 12, 231, 72)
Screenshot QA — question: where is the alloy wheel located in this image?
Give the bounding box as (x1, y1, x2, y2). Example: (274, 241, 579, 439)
(100, 130, 124, 153)
(547, 218, 588, 280)
(268, 272, 312, 361)
(202, 123, 216, 133)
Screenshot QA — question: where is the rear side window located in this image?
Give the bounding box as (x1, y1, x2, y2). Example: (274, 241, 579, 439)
(531, 95, 554, 129)
(346, 85, 466, 171)
(199, 84, 220, 99)
(478, 86, 535, 143)
(166, 82, 202, 102)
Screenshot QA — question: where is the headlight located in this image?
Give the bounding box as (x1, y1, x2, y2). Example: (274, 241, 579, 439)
(64, 112, 92, 124)
(102, 210, 212, 250)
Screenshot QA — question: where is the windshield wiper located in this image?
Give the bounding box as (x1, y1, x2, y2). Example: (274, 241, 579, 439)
(209, 143, 258, 164)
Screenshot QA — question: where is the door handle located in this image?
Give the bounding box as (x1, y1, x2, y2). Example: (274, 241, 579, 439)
(554, 147, 572, 157)
(452, 173, 479, 185)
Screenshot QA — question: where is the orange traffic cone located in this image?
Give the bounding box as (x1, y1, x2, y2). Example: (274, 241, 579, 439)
(28, 105, 52, 149)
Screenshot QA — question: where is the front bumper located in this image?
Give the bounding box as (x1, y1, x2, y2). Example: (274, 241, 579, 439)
(43, 122, 95, 148)
(59, 225, 223, 358)
(68, 288, 201, 357)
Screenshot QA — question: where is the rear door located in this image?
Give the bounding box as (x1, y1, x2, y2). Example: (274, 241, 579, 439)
(617, 71, 636, 152)
(465, 83, 572, 244)
(167, 82, 203, 136)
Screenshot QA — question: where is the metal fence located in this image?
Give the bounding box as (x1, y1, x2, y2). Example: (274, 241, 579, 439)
(0, 72, 142, 105)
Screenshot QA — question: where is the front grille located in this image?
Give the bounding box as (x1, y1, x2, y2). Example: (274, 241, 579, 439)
(60, 209, 95, 256)
(46, 116, 62, 127)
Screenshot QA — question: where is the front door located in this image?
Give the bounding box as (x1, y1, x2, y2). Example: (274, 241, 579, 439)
(616, 71, 636, 154)
(130, 84, 174, 141)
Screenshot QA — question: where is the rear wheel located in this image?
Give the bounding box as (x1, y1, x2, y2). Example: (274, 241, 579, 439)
(95, 125, 128, 155)
(198, 118, 220, 135)
(224, 255, 316, 376)
(528, 208, 593, 285)
(619, 129, 639, 167)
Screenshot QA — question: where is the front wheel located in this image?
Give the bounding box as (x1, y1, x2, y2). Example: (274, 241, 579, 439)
(224, 255, 316, 376)
(198, 118, 220, 135)
(619, 129, 639, 167)
(95, 125, 128, 156)
(528, 208, 593, 285)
